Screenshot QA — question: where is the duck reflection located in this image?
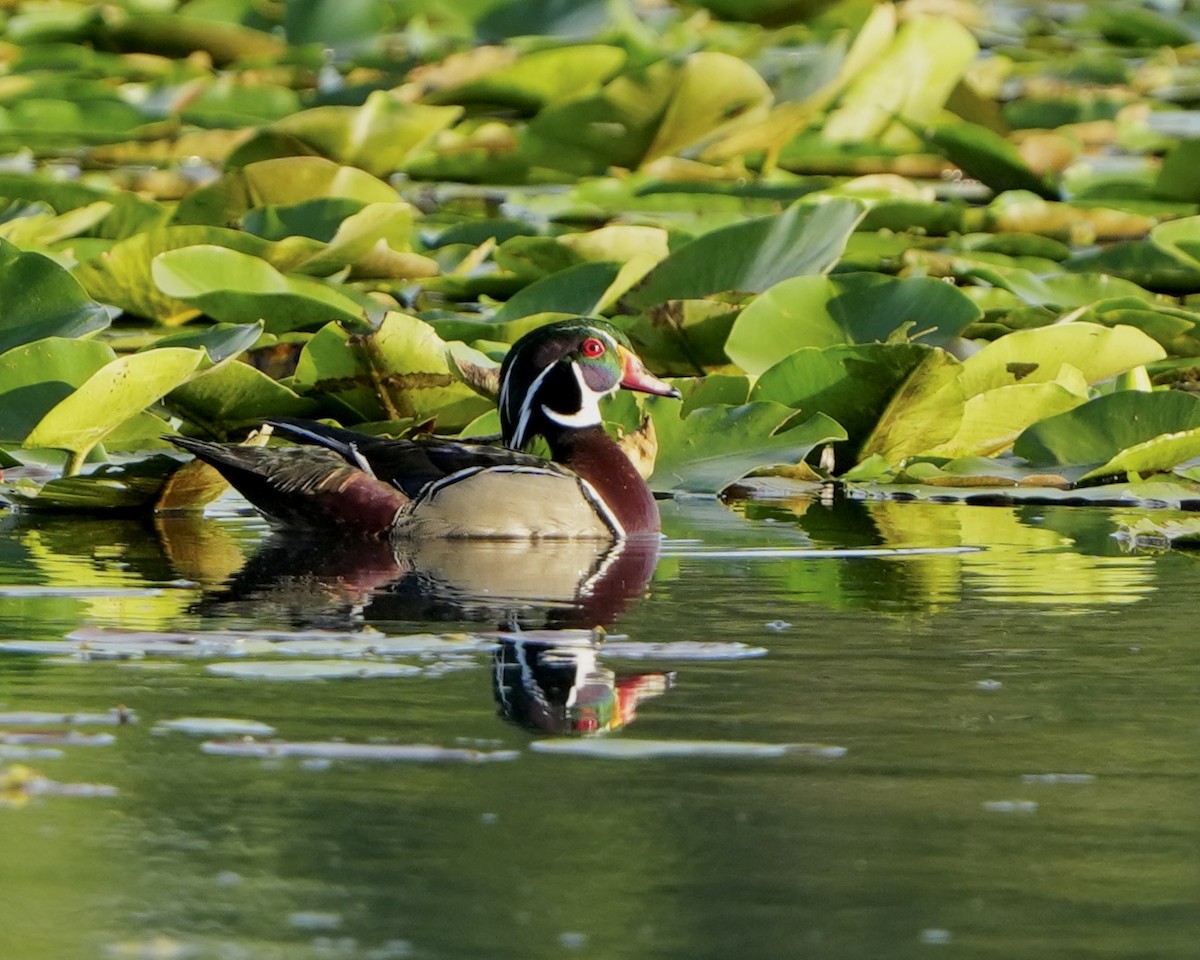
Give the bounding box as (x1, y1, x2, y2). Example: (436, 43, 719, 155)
(494, 632, 673, 735)
(163, 514, 661, 630)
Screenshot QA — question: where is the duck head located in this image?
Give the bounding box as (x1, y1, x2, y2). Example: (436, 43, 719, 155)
(498, 319, 679, 451)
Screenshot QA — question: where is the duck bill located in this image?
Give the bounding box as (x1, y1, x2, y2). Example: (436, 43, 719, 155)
(618, 346, 681, 399)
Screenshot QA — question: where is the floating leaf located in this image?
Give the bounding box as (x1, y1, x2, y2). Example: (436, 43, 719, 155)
(4, 457, 178, 511)
(626, 198, 864, 308)
(0, 338, 116, 442)
(1014, 391, 1200, 469)
(173, 157, 399, 227)
(727, 272, 981, 374)
(74, 225, 276, 323)
(152, 245, 375, 333)
(647, 398, 846, 493)
(165, 361, 316, 429)
(643, 51, 772, 163)
(293, 313, 492, 429)
(0, 240, 109, 352)
(491, 261, 622, 323)
(267, 92, 464, 178)
(423, 44, 626, 113)
(823, 15, 978, 149)
(750, 343, 933, 461)
(916, 119, 1057, 199)
(25, 349, 205, 465)
(955, 322, 1165, 397)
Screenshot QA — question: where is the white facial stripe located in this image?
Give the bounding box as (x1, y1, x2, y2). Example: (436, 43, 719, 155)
(540, 361, 608, 430)
(510, 360, 558, 449)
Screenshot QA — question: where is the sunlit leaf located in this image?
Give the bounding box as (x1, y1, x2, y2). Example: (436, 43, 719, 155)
(625, 198, 864, 309)
(955, 322, 1165, 397)
(750, 343, 932, 462)
(423, 44, 626, 113)
(1014, 390, 1200, 470)
(823, 15, 977, 149)
(268, 92, 464, 177)
(647, 398, 846, 493)
(0, 338, 116, 442)
(151, 245, 376, 332)
(25, 348, 206, 464)
(916, 119, 1056, 199)
(643, 51, 772, 164)
(74, 225, 276, 323)
(292, 313, 492, 429)
(165, 361, 316, 430)
(173, 157, 399, 227)
(727, 272, 980, 375)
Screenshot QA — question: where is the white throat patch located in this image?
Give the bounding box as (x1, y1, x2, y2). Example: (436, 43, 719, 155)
(540, 360, 609, 430)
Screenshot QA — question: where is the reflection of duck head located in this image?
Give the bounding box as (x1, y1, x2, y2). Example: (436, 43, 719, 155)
(183, 524, 660, 630)
(493, 632, 673, 736)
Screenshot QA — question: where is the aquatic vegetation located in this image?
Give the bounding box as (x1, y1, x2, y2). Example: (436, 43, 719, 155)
(0, 1, 1196, 512)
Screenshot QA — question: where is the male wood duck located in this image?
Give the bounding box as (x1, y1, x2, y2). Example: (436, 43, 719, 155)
(171, 318, 680, 540)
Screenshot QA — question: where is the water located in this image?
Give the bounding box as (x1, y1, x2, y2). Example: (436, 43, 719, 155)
(0, 494, 1198, 959)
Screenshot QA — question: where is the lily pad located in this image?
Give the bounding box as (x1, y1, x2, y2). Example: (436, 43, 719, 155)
(750, 343, 934, 462)
(727, 273, 981, 374)
(292, 313, 493, 429)
(647, 398, 846, 493)
(151, 245, 376, 333)
(0, 240, 109, 352)
(1013, 390, 1200, 469)
(626, 197, 864, 308)
(25, 349, 205, 465)
(0, 337, 116, 442)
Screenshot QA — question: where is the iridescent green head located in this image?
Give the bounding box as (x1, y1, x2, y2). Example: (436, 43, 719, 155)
(498, 319, 678, 451)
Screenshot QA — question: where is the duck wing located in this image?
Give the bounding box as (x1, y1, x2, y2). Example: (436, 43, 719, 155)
(265, 419, 557, 499)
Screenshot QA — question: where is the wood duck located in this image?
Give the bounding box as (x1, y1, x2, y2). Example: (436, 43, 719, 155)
(171, 318, 680, 540)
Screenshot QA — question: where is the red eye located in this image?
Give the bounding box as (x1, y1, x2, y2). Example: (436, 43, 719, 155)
(581, 337, 605, 358)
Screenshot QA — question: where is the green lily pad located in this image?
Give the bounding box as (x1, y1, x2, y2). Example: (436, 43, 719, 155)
(3, 457, 178, 512)
(292, 313, 492, 430)
(1014, 390, 1200, 469)
(0, 239, 109, 352)
(151, 245, 375, 333)
(643, 51, 772, 164)
(101, 11, 287, 67)
(74, 225, 277, 323)
(727, 272, 981, 375)
(0, 337, 116, 443)
(750, 343, 933, 462)
(625, 197, 864, 309)
(173, 157, 399, 227)
(491, 261, 623, 324)
(916, 119, 1056, 199)
(165, 360, 316, 430)
(858, 348, 964, 464)
(266, 92, 464, 178)
(25, 348, 206, 465)
(647, 398, 846, 494)
(823, 15, 977, 150)
(149, 322, 264, 366)
(425, 44, 626, 114)
(956, 322, 1166, 397)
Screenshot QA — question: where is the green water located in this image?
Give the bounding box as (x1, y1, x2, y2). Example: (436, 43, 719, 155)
(0, 495, 1197, 959)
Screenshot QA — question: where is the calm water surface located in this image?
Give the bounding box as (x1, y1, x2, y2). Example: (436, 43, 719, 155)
(0, 494, 1197, 959)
